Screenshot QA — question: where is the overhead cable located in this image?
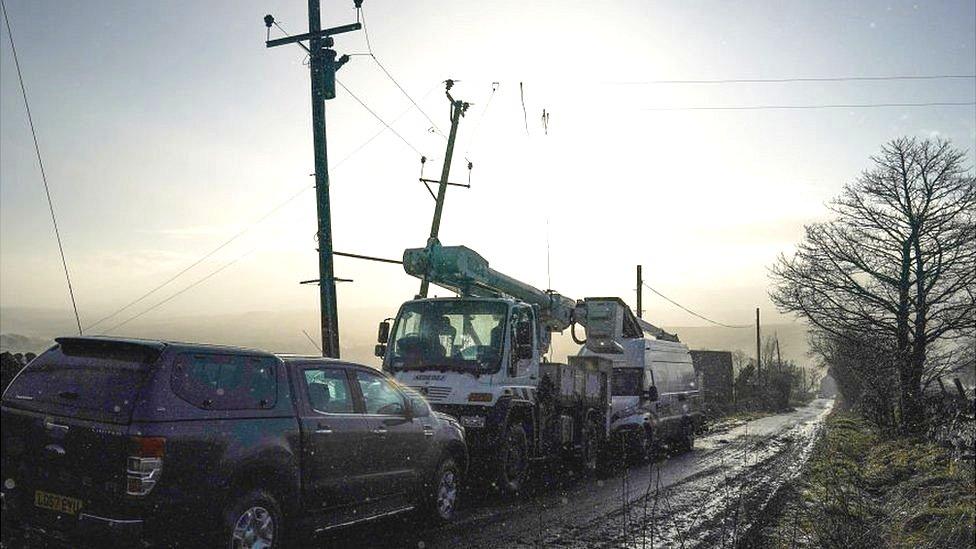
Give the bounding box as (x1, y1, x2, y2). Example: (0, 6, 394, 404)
(642, 282, 752, 329)
(644, 101, 976, 112)
(100, 249, 255, 334)
(358, 5, 446, 138)
(89, 81, 437, 332)
(614, 74, 976, 85)
(1, 0, 83, 335)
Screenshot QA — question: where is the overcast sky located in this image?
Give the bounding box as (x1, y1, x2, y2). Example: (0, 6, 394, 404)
(1, 0, 974, 341)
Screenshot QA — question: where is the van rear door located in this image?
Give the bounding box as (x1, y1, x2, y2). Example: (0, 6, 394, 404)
(1, 338, 163, 532)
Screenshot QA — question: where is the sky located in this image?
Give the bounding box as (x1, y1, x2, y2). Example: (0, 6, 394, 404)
(1, 0, 974, 353)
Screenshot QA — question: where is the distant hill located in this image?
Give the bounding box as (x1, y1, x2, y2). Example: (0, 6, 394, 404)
(0, 333, 52, 354)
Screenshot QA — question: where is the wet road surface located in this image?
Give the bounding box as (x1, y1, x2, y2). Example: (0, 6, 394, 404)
(318, 399, 834, 548)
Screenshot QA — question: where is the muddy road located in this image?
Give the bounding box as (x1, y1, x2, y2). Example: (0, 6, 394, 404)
(319, 399, 834, 548)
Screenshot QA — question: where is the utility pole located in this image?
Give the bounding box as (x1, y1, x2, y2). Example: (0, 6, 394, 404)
(419, 80, 469, 298)
(636, 265, 643, 318)
(264, 3, 360, 358)
(775, 333, 782, 372)
(755, 307, 761, 383)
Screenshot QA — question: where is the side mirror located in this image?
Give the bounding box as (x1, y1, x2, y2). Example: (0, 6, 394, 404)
(408, 396, 430, 418)
(377, 321, 390, 344)
(374, 344, 387, 358)
(644, 385, 659, 402)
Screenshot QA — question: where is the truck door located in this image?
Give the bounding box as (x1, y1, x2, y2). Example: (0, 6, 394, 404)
(509, 306, 538, 379)
(352, 369, 428, 502)
(294, 366, 371, 513)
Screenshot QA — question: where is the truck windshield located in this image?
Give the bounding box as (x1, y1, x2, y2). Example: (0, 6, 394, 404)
(387, 300, 508, 374)
(612, 368, 643, 396)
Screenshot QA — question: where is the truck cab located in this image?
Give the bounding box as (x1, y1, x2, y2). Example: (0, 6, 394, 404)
(379, 297, 542, 432)
(378, 295, 611, 492)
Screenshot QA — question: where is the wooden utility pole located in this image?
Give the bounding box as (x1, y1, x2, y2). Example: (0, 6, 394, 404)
(265, 3, 360, 358)
(755, 307, 761, 382)
(636, 265, 643, 318)
(419, 80, 469, 298)
(775, 334, 782, 371)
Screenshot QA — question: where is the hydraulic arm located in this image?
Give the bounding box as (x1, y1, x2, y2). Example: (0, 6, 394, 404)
(402, 241, 577, 331)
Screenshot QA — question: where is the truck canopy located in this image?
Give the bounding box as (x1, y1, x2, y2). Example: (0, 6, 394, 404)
(1, 337, 164, 424)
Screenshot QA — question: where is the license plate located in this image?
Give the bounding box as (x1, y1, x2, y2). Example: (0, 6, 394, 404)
(34, 490, 83, 515)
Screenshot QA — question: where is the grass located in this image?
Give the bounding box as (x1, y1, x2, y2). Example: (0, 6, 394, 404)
(761, 412, 975, 548)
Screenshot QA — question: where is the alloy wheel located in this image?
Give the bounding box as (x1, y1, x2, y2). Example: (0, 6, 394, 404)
(231, 505, 275, 549)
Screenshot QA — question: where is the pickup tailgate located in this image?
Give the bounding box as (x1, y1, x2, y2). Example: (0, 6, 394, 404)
(1, 338, 163, 531)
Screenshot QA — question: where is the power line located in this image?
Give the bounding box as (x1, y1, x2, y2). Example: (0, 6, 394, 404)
(1, 0, 83, 335)
(642, 282, 751, 329)
(336, 79, 427, 158)
(520, 82, 529, 136)
(302, 329, 322, 353)
(100, 250, 255, 335)
(464, 82, 499, 156)
(87, 81, 438, 332)
(358, 5, 446, 138)
(613, 74, 976, 85)
(644, 101, 976, 112)
(84, 183, 312, 332)
(334, 80, 441, 165)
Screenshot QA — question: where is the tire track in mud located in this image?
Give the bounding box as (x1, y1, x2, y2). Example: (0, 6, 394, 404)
(308, 401, 833, 548)
(515, 410, 828, 548)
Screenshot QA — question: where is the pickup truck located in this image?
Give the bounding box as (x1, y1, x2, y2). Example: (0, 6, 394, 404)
(0, 336, 467, 547)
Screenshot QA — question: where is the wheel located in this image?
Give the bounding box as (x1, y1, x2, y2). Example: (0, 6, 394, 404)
(679, 420, 695, 453)
(423, 457, 461, 522)
(223, 489, 282, 549)
(633, 425, 654, 463)
(577, 416, 602, 474)
(496, 423, 529, 494)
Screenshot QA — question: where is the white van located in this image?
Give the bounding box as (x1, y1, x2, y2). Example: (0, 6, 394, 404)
(582, 322, 702, 460)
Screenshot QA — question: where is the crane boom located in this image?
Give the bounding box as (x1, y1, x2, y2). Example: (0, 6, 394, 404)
(402, 242, 577, 331)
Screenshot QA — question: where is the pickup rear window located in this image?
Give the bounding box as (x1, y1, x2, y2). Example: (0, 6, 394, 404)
(1, 340, 160, 423)
(171, 353, 277, 410)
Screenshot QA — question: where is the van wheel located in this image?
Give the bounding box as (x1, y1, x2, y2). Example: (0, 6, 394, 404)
(680, 421, 695, 453)
(577, 416, 601, 474)
(423, 457, 461, 522)
(634, 426, 654, 463)
(223, 490, 282, 549)
(496, 423, 529, 494)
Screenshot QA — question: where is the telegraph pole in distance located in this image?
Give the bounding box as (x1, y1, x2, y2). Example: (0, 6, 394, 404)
(265, 2, 361, 358)
(755, 307, 761, 382)
(419, 80, 469, 298)
(636, 265, 643, 318)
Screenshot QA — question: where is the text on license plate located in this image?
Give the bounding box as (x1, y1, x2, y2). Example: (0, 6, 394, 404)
(34, 490, 83, 515)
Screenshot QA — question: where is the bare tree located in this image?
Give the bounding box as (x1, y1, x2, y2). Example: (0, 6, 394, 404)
(771, 137, 975, 432)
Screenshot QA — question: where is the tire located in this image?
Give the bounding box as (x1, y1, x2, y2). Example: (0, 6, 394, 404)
(496, 423, 529, 494)
(422, 457, 461, 522)
(577, 416, 602, 475)
(222, 489, 283, 549)
(633, 425, 654, 463)
(679, 420, 695, 453)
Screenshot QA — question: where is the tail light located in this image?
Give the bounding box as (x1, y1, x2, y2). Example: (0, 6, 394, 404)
(126, 436, 165, 496)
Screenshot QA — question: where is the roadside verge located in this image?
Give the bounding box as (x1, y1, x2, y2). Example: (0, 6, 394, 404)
(749, 411, 976, 548)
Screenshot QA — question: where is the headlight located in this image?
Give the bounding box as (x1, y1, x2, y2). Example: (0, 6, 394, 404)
(460, 415, 486, 428)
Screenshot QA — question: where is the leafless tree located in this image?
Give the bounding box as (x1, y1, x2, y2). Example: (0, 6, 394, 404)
(771, 137, 975, 432)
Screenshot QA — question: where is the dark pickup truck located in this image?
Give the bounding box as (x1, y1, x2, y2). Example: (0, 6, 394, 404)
(0, 337, 467, 547)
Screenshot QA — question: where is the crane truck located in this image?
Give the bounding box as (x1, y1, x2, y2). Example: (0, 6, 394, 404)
(375, 241, 701, 492)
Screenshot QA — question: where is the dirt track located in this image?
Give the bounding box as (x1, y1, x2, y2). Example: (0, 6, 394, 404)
(319, 399, 834, 548)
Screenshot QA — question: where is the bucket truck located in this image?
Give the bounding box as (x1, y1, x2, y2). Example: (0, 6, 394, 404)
(375, 241, 701, 492)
